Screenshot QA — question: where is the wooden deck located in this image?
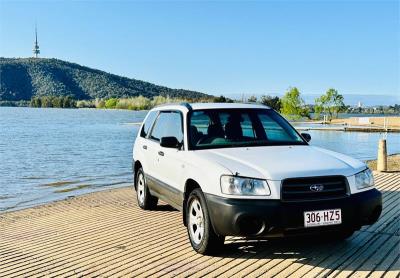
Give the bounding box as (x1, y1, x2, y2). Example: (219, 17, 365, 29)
(0, 172, 399, 277)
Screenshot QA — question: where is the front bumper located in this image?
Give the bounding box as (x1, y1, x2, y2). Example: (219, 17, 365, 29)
(205, 188, 382, 237)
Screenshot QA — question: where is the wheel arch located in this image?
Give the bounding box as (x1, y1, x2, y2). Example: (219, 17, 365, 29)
(183, 179, 201, 226)
(133, 160, 142, 190)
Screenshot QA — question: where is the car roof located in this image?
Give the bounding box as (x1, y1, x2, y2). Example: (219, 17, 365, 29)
(152, 102, 270, 112)
(190, 103, 269, 110)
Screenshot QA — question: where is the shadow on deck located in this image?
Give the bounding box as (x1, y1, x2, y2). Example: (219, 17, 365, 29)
(0, 172, 398, 277)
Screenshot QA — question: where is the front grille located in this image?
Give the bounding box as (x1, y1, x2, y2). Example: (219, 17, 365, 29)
(281, 176, 348, 201)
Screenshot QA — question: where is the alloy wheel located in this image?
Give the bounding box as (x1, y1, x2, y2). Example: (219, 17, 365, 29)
(188, 198, 204, 245)
(137, 172, 145, 205)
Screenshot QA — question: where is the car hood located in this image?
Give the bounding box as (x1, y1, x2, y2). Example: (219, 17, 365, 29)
(196, 145, 366, 180)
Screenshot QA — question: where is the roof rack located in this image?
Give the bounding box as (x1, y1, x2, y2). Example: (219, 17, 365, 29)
(180, 102, 192, 111)
(154, 102, 192, 110)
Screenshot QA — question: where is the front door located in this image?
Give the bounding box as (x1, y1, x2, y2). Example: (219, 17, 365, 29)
(147, 110, 185, 208)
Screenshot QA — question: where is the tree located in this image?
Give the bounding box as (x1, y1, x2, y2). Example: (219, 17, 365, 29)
(105, 98, 118, 109)
(280, 87, 310, 119)
(0, 58, 209, 102)
(95, 98, 106, 108)
(213, 95, 227, 103)
(314, 88, 345, 120)
(62, 95, 76, 108)
(260, 95, 281, 111)
(247, 95, 258, 103)
(41, 96, 53, 107)
(30, 97, 41, 107)
(52, 96, 62, 108)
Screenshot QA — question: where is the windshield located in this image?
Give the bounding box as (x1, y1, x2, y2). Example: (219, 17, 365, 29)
(188, 108, 306, 150)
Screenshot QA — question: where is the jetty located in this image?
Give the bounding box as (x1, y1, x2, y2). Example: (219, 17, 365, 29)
(296, 126, 400, 133)
(295, 116, 400, 133)
(0, 172, 399, 277)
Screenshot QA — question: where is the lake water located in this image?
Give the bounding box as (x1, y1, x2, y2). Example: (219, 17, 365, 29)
(1, 107, 399, 211)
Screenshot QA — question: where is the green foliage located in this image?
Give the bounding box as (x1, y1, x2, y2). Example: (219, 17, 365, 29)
(30, 96, 76, 108)
(314, 88, 345, 120)
(0, 100, 30, 107)
(76, 95, 218, 111)
(119, 96, 151, 110)
(280, 87, 310, 119)
(247, 95, 258, 103)
(150, 95, 172, 107)
(260, 95, 281, 111)
(76, 100, 95, 108)
(212, 95, 229, 103)
(105, 98, 118, 109)
(94, 98, 105, 108)
(0, 58, 210, 101)
(30, 97, 41, 108)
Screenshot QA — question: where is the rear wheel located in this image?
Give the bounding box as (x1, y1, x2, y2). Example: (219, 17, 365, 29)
(136, 167, 158, 210)
(186, 188, 224, 254)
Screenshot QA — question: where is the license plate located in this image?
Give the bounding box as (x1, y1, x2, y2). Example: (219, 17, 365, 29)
(304, 209, 342, 227)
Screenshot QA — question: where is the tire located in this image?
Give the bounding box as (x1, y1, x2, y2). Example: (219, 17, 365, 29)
(186, 188, 225, 254)
(135, 167, 158, 210)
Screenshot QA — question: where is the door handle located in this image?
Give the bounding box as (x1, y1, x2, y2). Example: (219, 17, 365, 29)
(158, 151, 164, 156)
(143, 145, 147, 150)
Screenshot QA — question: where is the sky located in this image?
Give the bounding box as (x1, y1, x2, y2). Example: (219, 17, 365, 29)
(0, 0, 399, 101)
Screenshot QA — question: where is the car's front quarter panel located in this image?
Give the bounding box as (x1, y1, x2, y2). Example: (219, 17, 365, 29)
(180, 151, 232, 196)
(183, 150, 282, 200)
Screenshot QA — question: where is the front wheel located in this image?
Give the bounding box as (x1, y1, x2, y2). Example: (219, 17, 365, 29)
(136, 167, 158, 210)
(186, 189, 224, 254)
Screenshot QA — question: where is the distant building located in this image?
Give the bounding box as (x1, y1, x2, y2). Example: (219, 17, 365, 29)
(33, 25, 40, 58)
(357, 101, 362, 108)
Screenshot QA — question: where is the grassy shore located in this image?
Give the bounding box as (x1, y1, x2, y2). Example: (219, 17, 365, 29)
(367, 154, 400, 172)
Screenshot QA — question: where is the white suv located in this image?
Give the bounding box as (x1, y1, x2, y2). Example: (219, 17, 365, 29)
(132, 103, 382, 254)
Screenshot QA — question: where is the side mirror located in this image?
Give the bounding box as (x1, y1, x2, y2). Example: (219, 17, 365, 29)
(301, 133, 311, 142)
(160, 136, 180, 148)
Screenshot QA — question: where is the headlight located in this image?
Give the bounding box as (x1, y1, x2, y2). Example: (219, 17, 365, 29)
(355, 168, 374, 190)
(220, 175, 270, 196)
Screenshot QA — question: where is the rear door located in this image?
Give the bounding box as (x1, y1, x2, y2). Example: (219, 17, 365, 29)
(136, 111, 158, 176)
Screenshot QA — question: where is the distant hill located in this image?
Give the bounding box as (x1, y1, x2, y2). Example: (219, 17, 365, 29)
(0, 58, 209, 101)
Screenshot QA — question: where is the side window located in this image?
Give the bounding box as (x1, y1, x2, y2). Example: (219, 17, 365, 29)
(140, 111, 158, 138)
(150, 111, 183, 142)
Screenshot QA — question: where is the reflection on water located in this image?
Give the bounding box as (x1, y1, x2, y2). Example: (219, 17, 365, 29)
(0, 107, 399, 211)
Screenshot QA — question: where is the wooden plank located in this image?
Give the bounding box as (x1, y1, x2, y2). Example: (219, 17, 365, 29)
(0, 173, 398, 278)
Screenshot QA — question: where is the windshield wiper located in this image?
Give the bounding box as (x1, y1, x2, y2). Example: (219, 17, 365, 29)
(228, 140, 307, 148)
(226, 141, 267, 147)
